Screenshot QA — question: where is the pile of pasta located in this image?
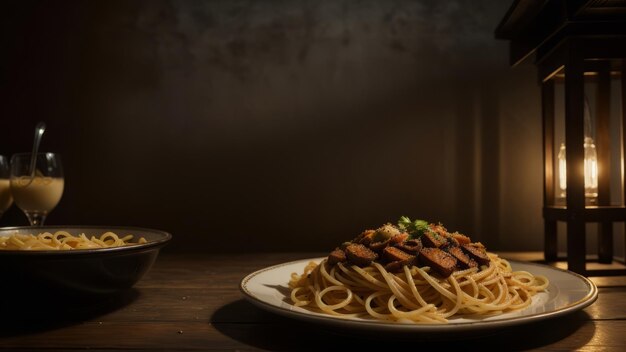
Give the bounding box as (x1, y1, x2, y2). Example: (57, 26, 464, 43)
(0, 231, 147, 250)
(289, 253, 549, 324)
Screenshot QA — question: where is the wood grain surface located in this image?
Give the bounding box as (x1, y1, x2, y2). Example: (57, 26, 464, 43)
(1, 252, 625, 351)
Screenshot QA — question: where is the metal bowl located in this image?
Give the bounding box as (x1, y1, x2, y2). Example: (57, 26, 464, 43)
(0, 226, 171, 296)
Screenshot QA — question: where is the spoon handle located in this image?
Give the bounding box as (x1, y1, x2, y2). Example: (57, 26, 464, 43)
(29, 121, 46, 177)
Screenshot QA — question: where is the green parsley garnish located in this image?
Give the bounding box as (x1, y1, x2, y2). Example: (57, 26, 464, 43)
(397, 216, 430, 239)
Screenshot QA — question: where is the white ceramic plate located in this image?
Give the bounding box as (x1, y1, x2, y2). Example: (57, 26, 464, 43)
(240, 257, 598, 333)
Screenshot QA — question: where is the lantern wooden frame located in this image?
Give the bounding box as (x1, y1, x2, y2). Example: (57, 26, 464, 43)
(497, 0, 626, 275)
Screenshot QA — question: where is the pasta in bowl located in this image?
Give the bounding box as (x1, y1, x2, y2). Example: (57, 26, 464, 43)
(0, 226, 171, 295)
(0, 230, 148, 250)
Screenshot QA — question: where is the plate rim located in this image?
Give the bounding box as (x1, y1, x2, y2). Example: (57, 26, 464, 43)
(239, 257, 598, 332)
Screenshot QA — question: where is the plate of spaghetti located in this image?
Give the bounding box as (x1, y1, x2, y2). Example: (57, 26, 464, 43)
(0, 225, 171, 296)
(240, 217, 597, 333)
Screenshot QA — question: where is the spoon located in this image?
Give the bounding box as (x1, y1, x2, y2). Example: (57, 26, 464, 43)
(25, 121, 46, 186)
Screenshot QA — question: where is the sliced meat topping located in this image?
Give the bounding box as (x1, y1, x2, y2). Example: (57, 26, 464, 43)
(472, 241, 486, 249)
(368, 239, 391, 253)
(384, 258, 415, 273)
(444, 234, 460, 248)
(421, 230, 448, 248)
(354, 229, 375, 246)
(339, 242, 351, 249)
(429, 224, 448, 237)
(345, 243, 378, 267)
(452, 232, 471, 245)
(327, 248, 347, 265)
(418, 247, 457, 278)
(383, 246, 414, 263)
(390, 232, 409, 244)
(370, 232, 409, 253)
(461, 244, 490, 266)
(328, 218, 491, 276)
(447, 246, 477, 269)
(395, 238, 422, 254)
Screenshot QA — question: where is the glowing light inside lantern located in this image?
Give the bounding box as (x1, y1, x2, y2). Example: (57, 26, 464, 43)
(557, 137, 598, 201)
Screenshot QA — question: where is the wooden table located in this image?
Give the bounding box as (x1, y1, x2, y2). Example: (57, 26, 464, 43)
(1, 252, 626, 351)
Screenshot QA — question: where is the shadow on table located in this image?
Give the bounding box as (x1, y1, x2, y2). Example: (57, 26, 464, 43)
(211, 299, 595, 351)
(0, 289, 140, 337)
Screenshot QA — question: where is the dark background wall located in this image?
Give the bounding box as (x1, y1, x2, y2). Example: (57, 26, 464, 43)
(0, 0, 545, 253)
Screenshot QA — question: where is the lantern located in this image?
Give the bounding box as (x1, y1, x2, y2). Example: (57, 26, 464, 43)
(497, 0, 626, 275)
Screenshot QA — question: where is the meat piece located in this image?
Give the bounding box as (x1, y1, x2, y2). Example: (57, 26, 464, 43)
(444, 234, 460, 248)
(370, 232, 408, 252)
(384, 258, 415, 273)
(327, 248, 347, 265)
(473, 241, 486, 249)
(452, 233, 471, 245)
(383, 246, 414, 263)
(390, 232, 409, 244)
(368, 238, 391, 253)
(461, 244, 490, 266)
(418, 247, 457, 278)
(354, 229, 375, 245)
(339, 242, 351, 249)
(429, 223, 448, 237)
(447, 246, 477, 269)
(345, 243, 378, 267)
(421, 230, 448, 248)
(395, 238, 422, 254)
(428, 224, 461, 248)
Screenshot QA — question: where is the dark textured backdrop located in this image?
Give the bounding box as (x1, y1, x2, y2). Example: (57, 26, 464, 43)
(0, 0, 547, 253)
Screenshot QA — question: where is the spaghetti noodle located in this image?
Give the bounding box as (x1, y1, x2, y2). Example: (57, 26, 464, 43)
(0, 231, 147, 250)
(289, 218, 548, 323)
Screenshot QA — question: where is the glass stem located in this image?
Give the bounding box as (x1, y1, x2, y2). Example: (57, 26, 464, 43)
(26, 212, 47, 226)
